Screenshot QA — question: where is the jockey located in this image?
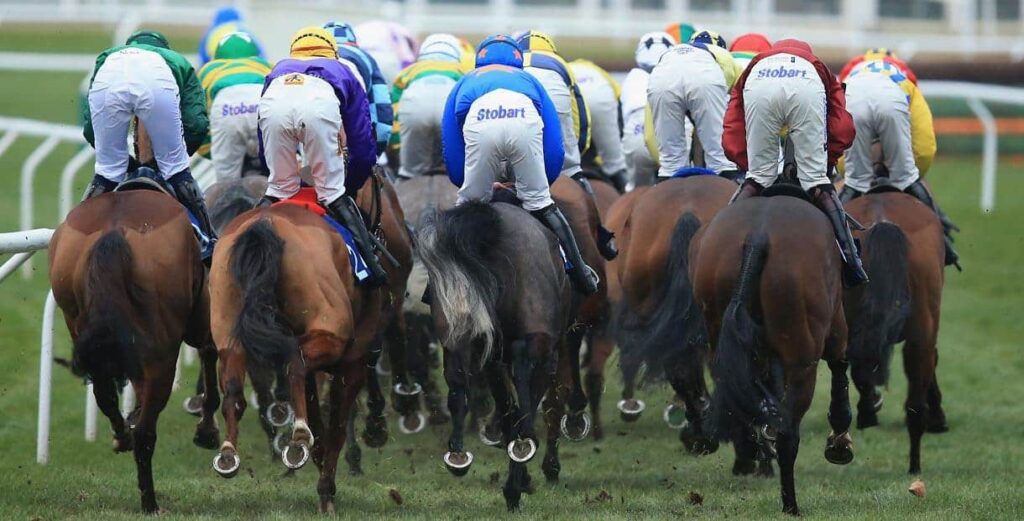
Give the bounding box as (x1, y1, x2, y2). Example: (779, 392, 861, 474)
(196, 32, 272, 181)
(324, 22, 394, 156)
(664, 22, 696, 47)
(197, 6, 265, 66)
(839, 57, 960, 268)
(353, 21, 419, 83)
(839, 48, 919, 86)
(730, 33, 772, 71)
(390, 33, 469, 179)
(441, 35, 598, 295)
(621, 31, 675, 185)
(81, 30, 217, 245)
(517, 31, 618, 259)
(257, 27, 387, 285)
(723, 39, 868, 287)
(569, 58, 629, 191)
(647, 30, 743, 180)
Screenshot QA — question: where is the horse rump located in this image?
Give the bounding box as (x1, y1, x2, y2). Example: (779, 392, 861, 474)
(229, 219, 297, 365)
(710, 231, 783, 438)
(615, 211, 706, 379)
(416, 202, 502, 365)
(72, 229, 142, 386)
(851, 222, 911, 387)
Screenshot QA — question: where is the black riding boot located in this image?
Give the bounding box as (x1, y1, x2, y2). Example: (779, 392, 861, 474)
(168, 169, 218, 242)
(532, 204, 599, 295)
(254, 195, 278, 209)
(327, 195, 389, 287)
(808, 184, 869, 287)
(729, 178, 764, 204)
(572, 173, 618, 260)
(838, 185, 862, 204)
(903, 180, 961, 270)
(81, 174, 118, 201)
(608, 169, 628, 193)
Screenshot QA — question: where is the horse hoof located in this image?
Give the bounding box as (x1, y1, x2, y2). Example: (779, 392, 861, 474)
(662, 403, 686, 429)
(192, 427, 219, 450)
(398, 412, 427, 435)
(282, 443, 310, 470)
(617, 399, 646, 422)
(265, 401, 294, 428)
(825, 431, 854, 465)
(444, 451, 474, 476)
(213, 451, 240, 478)
(680, 426, 719, 456)
(872, 392, 884, 413)
(393, 382, 423, 396)
(760, 424, 777, 442)
(272, 431, 289, 455)
(182, 395, 204, 417)
(856, 413, 879, 430)
(319, 499, 336, 514)
(112, 433, 133, 453)
(479, 424, 502, 447)
(507, 438, 537, 463)
(559, 413, 591, 442)
(362, 421, 389, 448)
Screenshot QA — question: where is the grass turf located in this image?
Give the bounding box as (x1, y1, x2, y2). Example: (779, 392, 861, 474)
(0, 67, 1022, 519)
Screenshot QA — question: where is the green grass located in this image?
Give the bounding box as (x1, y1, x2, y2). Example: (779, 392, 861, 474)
(0, 23, 203, 55)
(0, 150, 1022, 519)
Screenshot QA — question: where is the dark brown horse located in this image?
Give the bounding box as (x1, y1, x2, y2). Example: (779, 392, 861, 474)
(693, 194, 855, 515)
(613, 175, 734, 452)
(844, 191, 947, 474)
(49, 188, 220, 513)
(210, 203, 382, 513)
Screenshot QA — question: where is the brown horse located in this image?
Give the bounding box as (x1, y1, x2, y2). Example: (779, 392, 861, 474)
(49, 187, 219, 513)
(844, 191, 947, 474)
(693, 193, 855, 515)
(613, 175, 734, 452)
(210, 202, 382, 513)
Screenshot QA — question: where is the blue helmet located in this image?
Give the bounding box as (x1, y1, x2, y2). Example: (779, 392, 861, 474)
(690, 30, 727, 50)
(475, 35, 523, 68)
(323, 21, 358, 47)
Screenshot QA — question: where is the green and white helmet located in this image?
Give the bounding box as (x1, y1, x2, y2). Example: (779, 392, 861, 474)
(214, 32, 261, 60)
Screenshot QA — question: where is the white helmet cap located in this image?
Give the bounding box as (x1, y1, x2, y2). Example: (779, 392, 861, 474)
(635, 31, 676, 72)
(418, 33, 462, 63)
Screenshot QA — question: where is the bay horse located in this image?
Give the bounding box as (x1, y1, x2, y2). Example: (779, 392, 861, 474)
(419, 201, 573, 511)
(613, 175, 735, 452)
(210, 202, 383, 513)
(844, 190, 947, 474)
(48, 185, 220, 513)
(693, 193, 855, 515)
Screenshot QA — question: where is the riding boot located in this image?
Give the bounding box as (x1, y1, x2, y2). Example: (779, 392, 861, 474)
(608, 169, 628, 193)
(808, 184, 870, 287)
(903, 180, 961, 269)
(838, 185, 862, 204)
(531, 204, 599, 295)
(326, 195, 389, 287)
(719, 169, 745, 184)
(81, 174, 118, 201)
(729, 178, 764, 204)
(572, 173, 619, 260)
(167, 169, 217, 239)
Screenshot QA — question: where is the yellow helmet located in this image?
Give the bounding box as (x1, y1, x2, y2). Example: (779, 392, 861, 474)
(289, 26, 337, 58)
(516, 30, 557, 53)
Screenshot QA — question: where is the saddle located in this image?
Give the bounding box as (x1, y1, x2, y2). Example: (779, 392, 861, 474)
(271, 187, 372, 285)
(113, 166, 214, 259)
(866, 176, 903, 195)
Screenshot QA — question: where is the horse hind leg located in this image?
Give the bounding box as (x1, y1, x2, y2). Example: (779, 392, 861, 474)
(542, 349, 570, 482)
(777, 365, 816, 516)
(214, 347, 247, 479)
(824, 358, 855, 465)
(671, 356, 718, 456)
(559, 327, 591, 442)
(281, 351, 314, 471)
(850, 358, 883, 429)
(926, 377, 949, 433)
(362, 344, 389, 448)
(317, 362, 365, 513)
(442, 349, 474, 476)
(584, 327, 614, 440)
(247, 362, 282, 459)
(93, 378, 133, 452)
(903, 337, 936, 474)
(192, 344, 222, 450)
(132, 364, 176, 513)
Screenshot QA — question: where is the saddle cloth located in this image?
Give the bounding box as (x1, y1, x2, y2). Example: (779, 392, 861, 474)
(271, 187, 371, 284)
(670, 166, 717, 179)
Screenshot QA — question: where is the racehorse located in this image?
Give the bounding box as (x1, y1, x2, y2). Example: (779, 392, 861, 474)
(693, 190, 855, 515)
(209, 202, 383, 513)
(419, 201, 573, 511)
(613, 175, 735, 452)
(49, 184, 219, 513)
(844, 190, 947, 474)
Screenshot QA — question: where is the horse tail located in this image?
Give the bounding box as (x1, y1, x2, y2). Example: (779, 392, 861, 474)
(417, 202, 502, 366)
(229, 219, 296, 365)
(853, 222, 911, 387)
(616, 211, 706, 377)
(71, 229, 142, 386)
(711, 231, 782, 437)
